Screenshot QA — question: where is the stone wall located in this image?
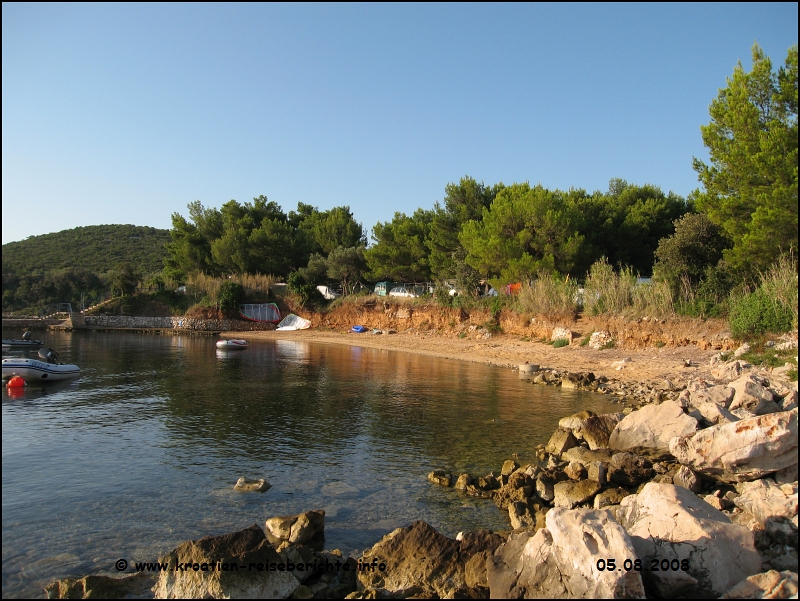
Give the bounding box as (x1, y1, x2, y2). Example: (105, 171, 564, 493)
(83, 315, 276, 331)
(2, 318, 65, 329)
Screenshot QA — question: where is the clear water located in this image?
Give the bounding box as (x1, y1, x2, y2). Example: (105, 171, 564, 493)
(1, 329, 619, 598)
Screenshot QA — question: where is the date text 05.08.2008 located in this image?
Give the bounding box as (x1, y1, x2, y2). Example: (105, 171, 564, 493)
(596, 558, 690, 572)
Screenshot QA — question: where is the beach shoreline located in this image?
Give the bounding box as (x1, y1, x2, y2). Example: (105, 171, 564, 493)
(232, 328, 723, 391)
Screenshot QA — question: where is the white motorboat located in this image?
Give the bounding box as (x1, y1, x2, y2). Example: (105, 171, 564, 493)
(2, 349, 80, 382)
(216, 339, 249, 349)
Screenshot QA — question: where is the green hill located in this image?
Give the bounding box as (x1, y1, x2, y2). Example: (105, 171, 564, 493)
(2, 225, 171, 276)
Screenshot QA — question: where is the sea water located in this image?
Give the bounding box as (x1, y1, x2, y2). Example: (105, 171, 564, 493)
(1, 329, 619, 598)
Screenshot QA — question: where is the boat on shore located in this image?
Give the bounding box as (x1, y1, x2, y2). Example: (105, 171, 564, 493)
(216, 339, 249, 350)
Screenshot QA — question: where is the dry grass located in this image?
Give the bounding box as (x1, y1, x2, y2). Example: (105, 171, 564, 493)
(584, 258, 674, 318)
(758, 253, 799, 329)
(517, 273, 579, 319)
(186, 273, 279, 302)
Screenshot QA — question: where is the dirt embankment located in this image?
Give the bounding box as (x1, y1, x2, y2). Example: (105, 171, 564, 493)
(292, 299, 735, 351)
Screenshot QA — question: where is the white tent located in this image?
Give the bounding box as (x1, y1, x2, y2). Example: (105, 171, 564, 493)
(276, 314, 312, 331)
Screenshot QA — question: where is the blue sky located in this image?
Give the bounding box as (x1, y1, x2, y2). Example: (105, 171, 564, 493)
(2, 3, 797, 244)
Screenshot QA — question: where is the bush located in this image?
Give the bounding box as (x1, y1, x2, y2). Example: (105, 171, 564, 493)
(728, 289, 794, 338)
(287, 271, 324, 308)
(552, 338, 569, 348)
(217, 282, 244, 315)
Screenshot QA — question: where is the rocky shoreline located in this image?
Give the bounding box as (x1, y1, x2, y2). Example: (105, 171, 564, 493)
(44, 346, 798, 599)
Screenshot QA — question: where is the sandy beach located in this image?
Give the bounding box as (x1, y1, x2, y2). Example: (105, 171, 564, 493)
(236, 328, 722, 390)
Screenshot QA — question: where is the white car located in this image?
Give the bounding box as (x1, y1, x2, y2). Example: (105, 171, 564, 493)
(389, 286, 416, 298)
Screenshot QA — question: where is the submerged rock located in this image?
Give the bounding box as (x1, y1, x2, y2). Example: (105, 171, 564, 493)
(427, 470, 453, 487)
(234, 477, 271, 492)
(454, 473, 472, 490)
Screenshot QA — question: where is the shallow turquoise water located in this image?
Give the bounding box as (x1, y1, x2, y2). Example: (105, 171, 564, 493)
(1, 329, 618, 598)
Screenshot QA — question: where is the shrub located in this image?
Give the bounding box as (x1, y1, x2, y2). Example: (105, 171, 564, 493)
(552, 338, 569, 348)
(728, 289, 794, 338)
(217, 282, 244, 315)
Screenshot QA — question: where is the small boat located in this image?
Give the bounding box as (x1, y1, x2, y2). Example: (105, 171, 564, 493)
(216, 339, 249, 350)
(2, 331, 44, 350)
(2, 348, 80, 382)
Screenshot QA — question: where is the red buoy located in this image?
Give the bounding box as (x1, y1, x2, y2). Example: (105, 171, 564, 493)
(6, 376, 26, 388)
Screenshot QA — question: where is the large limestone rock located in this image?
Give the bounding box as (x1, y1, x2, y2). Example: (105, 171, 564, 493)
(669, 409, 798, 482)
(609, 401, 697, 452)
(152, 524, 300, 599)
(734, 479, 799, 528)
(720, 569, 798, 599)
(358, 521, 501, 597)
(487, 507, 645, 598)
(729, 374, 782, 415)
(690, 401, 740, 426)
(712, 360, 751, 382)
(617, 483, 761, 598)
(265, 510, 325, 545)
(686, 379, 735, 408)
(559, 411, 623, 450)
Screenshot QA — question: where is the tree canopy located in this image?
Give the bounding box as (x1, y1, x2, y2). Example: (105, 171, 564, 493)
(364, 209, 434, 281)
(693, 43, 798, 274)
(163, 196, 365, 280)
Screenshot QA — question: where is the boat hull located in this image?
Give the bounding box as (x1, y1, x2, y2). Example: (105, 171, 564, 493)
(216, 339, 248, 349)
(2, 359, 80, 381)
(2, 339, 44, 350)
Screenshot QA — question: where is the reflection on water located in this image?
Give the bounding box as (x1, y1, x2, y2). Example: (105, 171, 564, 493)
(1, 329, 619, 598)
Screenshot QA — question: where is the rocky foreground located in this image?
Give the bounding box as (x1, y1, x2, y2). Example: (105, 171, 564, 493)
(46, 352, 798, 599)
